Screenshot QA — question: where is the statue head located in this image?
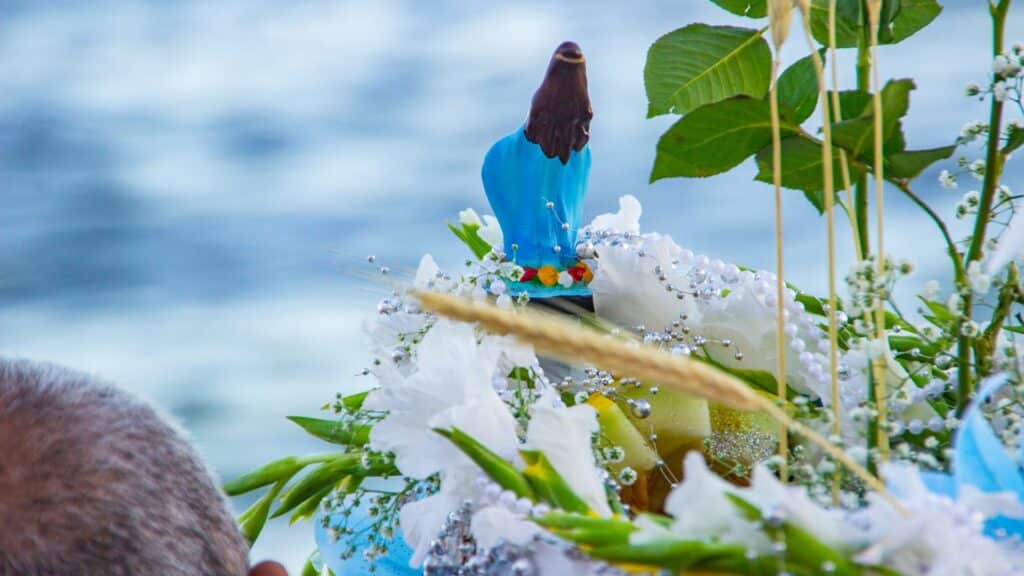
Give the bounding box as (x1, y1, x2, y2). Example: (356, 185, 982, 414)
(525, 41, 593, 164)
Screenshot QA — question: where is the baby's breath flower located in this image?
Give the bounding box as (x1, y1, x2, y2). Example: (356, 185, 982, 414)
(963, 190, 980, 207)
(969, 159, 987, 180)
(938, 169, 957, 189)
(959, 121, 987, 143)
(955, 202, 970, 220)
(994, 80, 1009, 102)
(994, 54, 1022, 78)
(947, 292, 964, 314)
(922, 280, 940, 300)
(965, 82, 982, 97)
(968, 260, 992, 294)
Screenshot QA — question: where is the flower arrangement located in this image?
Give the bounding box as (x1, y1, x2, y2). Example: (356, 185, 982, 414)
(228, 1, 1024, 574)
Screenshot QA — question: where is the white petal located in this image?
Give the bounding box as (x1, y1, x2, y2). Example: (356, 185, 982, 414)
(526, 389, 612, 517)
(589, 195, 642, 233)
(471, 506, 542, 548)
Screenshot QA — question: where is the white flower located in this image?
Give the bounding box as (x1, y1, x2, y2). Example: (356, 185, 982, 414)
(988, 202, 1024, 275)
(588, 194, 642, 234)
(413, 254, 441, 290)
(938, 169, 957, 189)
(477, 214, 503, 248)
(459, 208, 483, 227)
(994, 53, 1022, 78)
(922, 280, 940, 300)
(968, 260, 993, 294)
(366, 320, 520, 479)
(965, 82, 982, 97)
(853, 463, 1024, 575)
(994, 80, 1009, 102)
(947, 292, 963, 314)
(399, 469, 476, 566)
(525, 389, 612, 517)
(470, 506, 543, 548)
(558, 270, 574, 288)
(695, 280, 820, 399)
(649, 452, 770, 550)
(969, 159, 987, 180)
(959, 121, 986, 143)
(590, 232, 699, 332)
(963, 190, 980, 207)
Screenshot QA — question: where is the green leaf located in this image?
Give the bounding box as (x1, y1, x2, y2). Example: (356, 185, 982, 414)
(754, 136, 867, 213)
(435, 427, 535, 499)
(645, 24, 772, 117)
(809, 0, 941, 48)
(288, 483, 335, 525)
(826, 90, 872, 123)
(238, 478, 287, 545)
(1005, 124, 1024, 155)
(777, 51, 825, 124)
(448, 223, 493, 260)
(886, 145, 957, 179)
(652, 97, 800, 181)
(887, 0, 943, 45)
(710, 0, 766, 18)
(224, 454, 330, 496)
(1003, 325, 1024, 335)
(832, 79, 915, 160)
(288, 416, 371, 446)
(587, 540, 750, 572)
(342, 390, 370, 412)
(808, 0, 862, 48)
(520, 450, 591, 514)
(271, 454, 362, 519)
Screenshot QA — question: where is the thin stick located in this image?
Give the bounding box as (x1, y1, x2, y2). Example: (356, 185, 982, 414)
(415, 291, 908, 514)
(828, 1, 863, 262)
(797, 1, 843, 501)
(769, 56, 790, 484)
(826, 0, 848, 505)
(867, 0, 891, 463)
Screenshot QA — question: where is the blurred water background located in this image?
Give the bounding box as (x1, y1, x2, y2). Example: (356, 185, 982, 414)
(1, 0, 1021, 570)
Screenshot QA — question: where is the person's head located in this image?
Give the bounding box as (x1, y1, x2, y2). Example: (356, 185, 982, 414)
(0, 358, 250, 575)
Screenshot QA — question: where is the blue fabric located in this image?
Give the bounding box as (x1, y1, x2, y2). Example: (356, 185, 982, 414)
(482, 124, 591, 298)
(314, 507, 420, 576)
(919, 374, 1024, 538)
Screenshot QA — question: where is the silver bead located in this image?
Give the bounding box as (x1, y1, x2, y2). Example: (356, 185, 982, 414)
(630, 399, 652, 419)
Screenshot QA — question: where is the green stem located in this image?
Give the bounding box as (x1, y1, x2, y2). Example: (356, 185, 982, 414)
(854, 0, 872, 259)
(976, 263, 1020, 375)
(957, 0, 1012, 415)
(855, 0, 878, 476)
(893, 180, 965, 279)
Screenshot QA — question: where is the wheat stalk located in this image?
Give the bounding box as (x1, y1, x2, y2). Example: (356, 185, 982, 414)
(415, 291, 907, 513)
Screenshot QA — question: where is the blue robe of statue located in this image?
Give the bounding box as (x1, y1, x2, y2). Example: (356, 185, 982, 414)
(482, 124, 591, 297)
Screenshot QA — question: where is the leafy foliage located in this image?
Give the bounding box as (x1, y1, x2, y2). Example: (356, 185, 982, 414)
(645, 24, 772, 117)
(652, 97, 800, 181)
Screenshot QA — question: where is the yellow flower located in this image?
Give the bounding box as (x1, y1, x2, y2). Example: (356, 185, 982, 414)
(537, 265, 559, 287)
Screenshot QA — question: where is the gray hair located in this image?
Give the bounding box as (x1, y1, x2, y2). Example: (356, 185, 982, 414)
(0, 359, 248, 575)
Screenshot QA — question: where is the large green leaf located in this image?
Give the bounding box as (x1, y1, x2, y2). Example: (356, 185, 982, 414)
(826, 90, 872, 123)
(710, 0, 766, 18)
(886, 145, 956, 179)
(831, 79, 915, 160)
(809, 0, 941, 48)
(754, 135, 867, 212)
(652, 97, 800, 181)
(808, 0, 862, 47)
(777, 51, 825, 124)
(887, 0, 943, 44)
(645, 24, 772, 117)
